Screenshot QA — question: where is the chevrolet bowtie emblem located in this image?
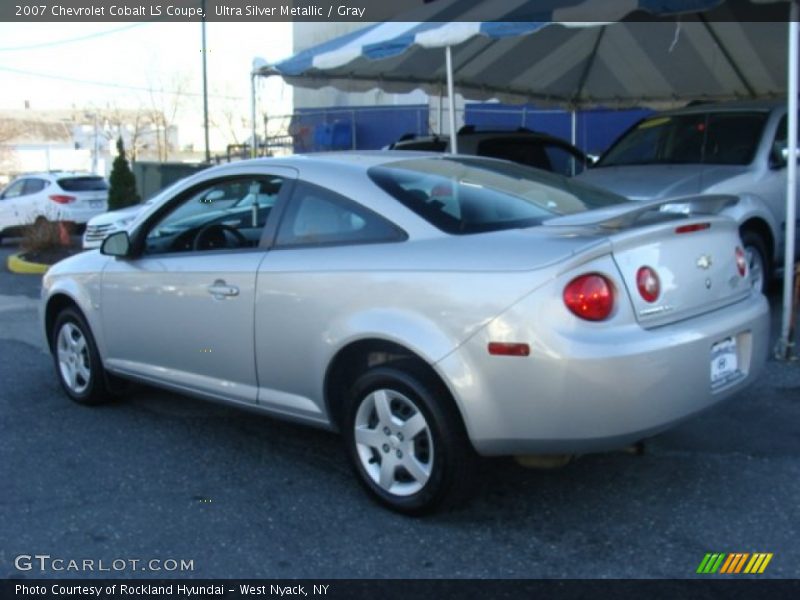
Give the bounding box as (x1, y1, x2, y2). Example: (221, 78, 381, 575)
(696, 255, 713, 270)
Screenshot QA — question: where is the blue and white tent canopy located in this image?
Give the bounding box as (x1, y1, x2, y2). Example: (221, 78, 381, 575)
(257, 0, 788, 109)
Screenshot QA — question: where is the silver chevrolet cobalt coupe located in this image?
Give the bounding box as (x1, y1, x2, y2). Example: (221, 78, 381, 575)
(42, 153, 769, 513)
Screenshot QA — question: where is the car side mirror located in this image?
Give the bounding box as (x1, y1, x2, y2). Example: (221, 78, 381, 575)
(769, 146, 788, 170)
(101, 231, 132, 257)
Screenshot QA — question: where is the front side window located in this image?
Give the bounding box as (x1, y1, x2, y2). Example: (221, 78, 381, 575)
(599, 111, 768, 167)
(369, 157, 626, 235)
(771, 115, 788, 166)
(275, 181, 404, 247)
(143, 176, 284, 254)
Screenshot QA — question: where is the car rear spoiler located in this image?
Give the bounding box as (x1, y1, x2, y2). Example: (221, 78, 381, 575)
(543, 194, 738, 230)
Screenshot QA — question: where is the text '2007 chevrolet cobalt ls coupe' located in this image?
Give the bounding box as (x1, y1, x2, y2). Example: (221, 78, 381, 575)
(42, 153, 769, 514)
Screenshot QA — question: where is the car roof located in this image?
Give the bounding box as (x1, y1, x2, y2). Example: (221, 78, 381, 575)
(16, 171, 102, 179)
(220, 150, 445, 171)
(394, 129, 570, 145)
(652, 99, 785, 117)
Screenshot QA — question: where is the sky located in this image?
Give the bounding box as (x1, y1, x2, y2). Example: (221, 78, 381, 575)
(0, 22, 294, 151)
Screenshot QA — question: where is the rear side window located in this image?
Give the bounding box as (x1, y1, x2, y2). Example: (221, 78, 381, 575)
(57, 177, 108, 192)
(276, 182, 405, 247)
(477, 138, 552, 171)
(23, 178, 48, 194)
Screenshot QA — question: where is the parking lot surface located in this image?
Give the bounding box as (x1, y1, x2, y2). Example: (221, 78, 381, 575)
(2, 240, 799, 579)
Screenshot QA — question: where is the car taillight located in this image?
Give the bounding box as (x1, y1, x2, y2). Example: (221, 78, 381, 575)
(675, 223, 710, 234)
(563, 274, 614, 321)
(636, 266, 660, 303)
(49, 195, 76, 204)
(735, 246, 747, 277)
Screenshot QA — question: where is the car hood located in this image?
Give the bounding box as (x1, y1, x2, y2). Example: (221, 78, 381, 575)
(576, 164, 749, 201)
(87, 204, 146, 226)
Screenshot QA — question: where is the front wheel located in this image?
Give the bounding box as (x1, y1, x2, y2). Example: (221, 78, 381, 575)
(343, 364, 477, 515)
(51, 307, 112, 405)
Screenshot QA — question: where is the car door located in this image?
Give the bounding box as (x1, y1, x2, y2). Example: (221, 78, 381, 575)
(100, 168, 296, 404)
(0, 179, 28, 231)
(253, 180, 407, 421)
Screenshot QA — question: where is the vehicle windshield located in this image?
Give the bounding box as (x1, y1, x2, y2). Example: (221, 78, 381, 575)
(369, 157, 627, 235)
(598, 111, 769, 167)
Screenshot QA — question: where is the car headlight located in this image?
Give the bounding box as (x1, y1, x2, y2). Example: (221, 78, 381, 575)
(117, 215, 136, 227)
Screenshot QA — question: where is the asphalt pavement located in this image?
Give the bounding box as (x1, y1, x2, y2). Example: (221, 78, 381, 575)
(1, 239, 798, 579)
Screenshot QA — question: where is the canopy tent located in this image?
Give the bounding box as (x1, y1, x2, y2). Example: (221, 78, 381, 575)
(252, 0, 798, 357)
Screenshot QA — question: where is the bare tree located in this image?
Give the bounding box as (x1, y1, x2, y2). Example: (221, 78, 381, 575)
(145, 69, 192, 161)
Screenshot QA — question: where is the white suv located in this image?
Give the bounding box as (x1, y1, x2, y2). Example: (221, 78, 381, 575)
(0, 172, 108, 241)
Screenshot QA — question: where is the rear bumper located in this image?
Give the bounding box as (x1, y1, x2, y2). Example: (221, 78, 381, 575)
(436, 292, 770, 456)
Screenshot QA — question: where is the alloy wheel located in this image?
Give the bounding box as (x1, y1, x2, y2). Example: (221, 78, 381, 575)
(353, 388, 434, 496)
(56, 322, 91, 394)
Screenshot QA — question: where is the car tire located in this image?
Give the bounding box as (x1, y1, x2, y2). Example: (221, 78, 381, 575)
(51, 307, 112, 405)
(343, 363, 477, 515)
(741, 230, 770, 294)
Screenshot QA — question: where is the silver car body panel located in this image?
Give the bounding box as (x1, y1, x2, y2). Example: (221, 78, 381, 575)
(42, 153, 770, 455)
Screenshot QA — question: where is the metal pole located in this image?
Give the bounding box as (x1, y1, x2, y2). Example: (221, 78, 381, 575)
(571, 110, 577, 147)
(438, 83, 444, 136)
(92, 113, 99, 174)
(779, 1, 799, 359)
(201, 0, 210, 163)
(250, 72, 257, 158)
(445, 46, 458, 154)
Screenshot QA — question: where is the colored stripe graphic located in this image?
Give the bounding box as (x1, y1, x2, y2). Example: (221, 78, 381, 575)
(697, 553, 727, 574)
(700, 553, 774, 575)
(723, 553, 749, 573)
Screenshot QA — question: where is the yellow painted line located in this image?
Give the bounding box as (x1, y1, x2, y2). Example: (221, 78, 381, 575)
(6, 253, 49, 275)
(720, 554, 736, 574)
(758, 553, 773, 574)
(749, 554, 767, 573)
(744, 554, 760, 574)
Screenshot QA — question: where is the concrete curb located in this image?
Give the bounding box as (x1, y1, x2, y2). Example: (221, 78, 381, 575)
(6, 253, 49, 275)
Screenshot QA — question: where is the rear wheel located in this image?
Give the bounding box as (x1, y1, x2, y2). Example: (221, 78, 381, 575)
(51, 307, 112, 405)
(741, 230, 770, 294)
(343, 364, 477, 514)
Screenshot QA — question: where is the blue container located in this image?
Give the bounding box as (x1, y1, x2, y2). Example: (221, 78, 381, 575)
(314, 121, 353, 150)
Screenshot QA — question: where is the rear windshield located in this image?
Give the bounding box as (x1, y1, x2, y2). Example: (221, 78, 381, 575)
(599, 111, 769, 167)
(57, 176, 108, 192)
(369, 157, 626, 235)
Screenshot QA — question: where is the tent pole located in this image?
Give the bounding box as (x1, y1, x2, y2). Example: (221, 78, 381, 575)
(779, 1, 799, 360)
(445, 45, 458, 154)
(438, 83, 444, 136)
(250, 71, 258, 159)
(571, 110, 577, 147)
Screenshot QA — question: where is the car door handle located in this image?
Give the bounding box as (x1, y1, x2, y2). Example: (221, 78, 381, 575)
(208, 280, 239, 299)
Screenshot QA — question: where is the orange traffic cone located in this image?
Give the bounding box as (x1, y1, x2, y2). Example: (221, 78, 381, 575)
(58, 222, 70, 246)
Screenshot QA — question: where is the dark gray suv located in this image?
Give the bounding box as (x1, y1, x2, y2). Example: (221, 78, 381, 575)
(389, 127, 591, 178)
